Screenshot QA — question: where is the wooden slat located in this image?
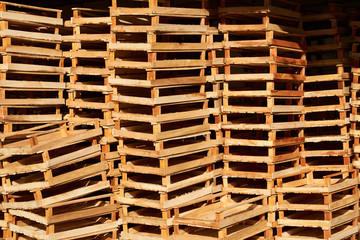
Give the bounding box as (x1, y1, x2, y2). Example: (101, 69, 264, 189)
(0, 11, 63, 26)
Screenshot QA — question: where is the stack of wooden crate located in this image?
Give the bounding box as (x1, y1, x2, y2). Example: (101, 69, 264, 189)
(219, 0, 305, 237)
(2, 1, 360, 239)
(302, 3, 352, 173)
(206, 2, 223, 143)
(108, 0, 221, 238)
(350, 11, 360, 169)
(63, 8, 114, 126)
(0, 122, 120, 239)
(62, 8, 119, 203)
(276, 169, 359, 239)
(0, 2, 66, 132)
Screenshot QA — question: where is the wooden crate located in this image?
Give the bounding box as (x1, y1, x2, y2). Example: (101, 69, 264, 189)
(276, 169, 359, 240)
(172, 194, 273, 240)
(302, 3, 352, 173)
(0, 123, 120, 239)
(63, 8, 114, 127)
(0, 2, 65, 130)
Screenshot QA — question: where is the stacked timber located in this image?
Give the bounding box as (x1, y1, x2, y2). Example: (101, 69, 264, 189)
(63, 8, 114, 126)
(276, 169, 359, 239)
(302, 3, 352, 173)
(206, 2, 223, 142)
(219, 0, 305, 237)
(62, 9, 119, 202)
(109, 0, 221, 239)
(350, 12, 360, 169)
(0, 122, 120, 239)
(0, 2, 66, 131)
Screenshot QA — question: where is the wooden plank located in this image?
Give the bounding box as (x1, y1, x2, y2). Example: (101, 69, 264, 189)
(62, 34, 112, 42)
(66, 99, 114, 110)
(9, 209, 47, 225)
(109, 75, 205, 88)
(46, 193, 114, 208)
(304, 88, 348, 98)
(112, 93, 205, 106)
(224, 73, 304, 82)
(226, 56, 305, 67)
(223, 186, 271, 196)
(152, 59, 207, 69)
(304, 104, 349, 113)
(305, 119, 349, 128)
(305, 74, 343, 82)
(0, 162, 46, 176)
(331, 226, 359, 240)
(111, 25, 151, 33)
(66, 83, 112, 92)
(305, 135, 349, 143)
(48, 204, 117, 224)
(164, 186, 214, 209)
(0, 128, 102, 155)
(122, 170, 219, 193)
(111, 6, 209, 17)
(351, 83, 360, 90)
(225, 56, 273, 66)
(223, 106, 270, 114)
(3, 114, 62, 122)
(3, 181, 49, 193)
(118, 140, 218, 158)
(115, 124, 209, 142)
(223, 39, 269, 49)
(9, 223, 46, 240)
(219, 6, 268, 15)
(120, 155, 221, 177)
(219, 24, 266, 33)
(0, 29, 61, 42)
(156, 109, 209, 123)
(2, 45, 62, 57)
(270, 39, 303, 50)
(151, 42, 206, 52)
(0, 63, 66, 74)
(227, 221, 270, 240)
(0, 122, 63, 139)
(69, 16, 111, 25)
(48, 162, 108, 186)
(219, 205, 269, 229)
(225, 137, 303, 147)
(266, 23, 304, 36)
(63, 50, 109, 59)
(0, 11, 63, 26)
(50, 221, 119, 240)
(3, 181, 110, 210)
(69, 66, 111, 75)
(109, 42, 151, 51)
(47, 144, 101, 169)
(2, 2, 62, 13)
(0, 80, 65, 90)
(109, 59, 206, 70)
(1, 99, 65, 106)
